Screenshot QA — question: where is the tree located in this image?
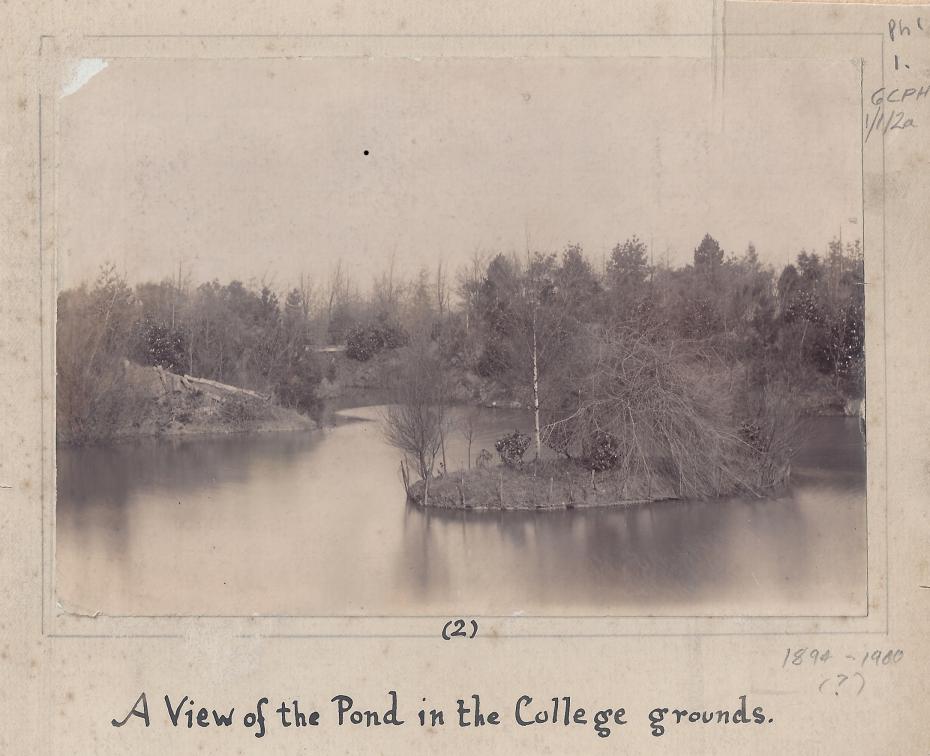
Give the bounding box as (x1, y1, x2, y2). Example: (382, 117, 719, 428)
(542, 326, 800, 498)
(455, 250, 487, 333)
(605, 236, 651, 321)
(435, 259, 449, 322)
(607, 236, 650, 288)
(56, 263, 142, 442)
(274, 346, 322, 414)
(555, 243, 601, 321)
(777, 264, 801, 309)
(796, 251, 823, 285)
(458, 407, 480, 469)
(480, 253, 519, 337)
(381, 337, 451, 498)
(693, 233, 724, 279)
(503, 252, 579, 462)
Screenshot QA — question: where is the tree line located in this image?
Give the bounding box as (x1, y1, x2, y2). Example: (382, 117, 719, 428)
(57, 232, 864, 449)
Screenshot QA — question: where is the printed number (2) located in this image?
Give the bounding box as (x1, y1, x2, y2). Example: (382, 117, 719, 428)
(442, 619, 478, 640)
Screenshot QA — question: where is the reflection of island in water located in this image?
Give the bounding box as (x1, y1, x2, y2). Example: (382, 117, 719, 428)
(56, 407, 866, 617)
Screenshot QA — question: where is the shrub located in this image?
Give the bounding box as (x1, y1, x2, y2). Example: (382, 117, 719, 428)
(495, 431, 531, 468)
(581, 430, 622, 471)
(678, 297, 723, 339)
(130, 316, 188, 373)
(274, 350, 322, 415)
(346, 325, 379, 361)
(346, 322, 409, 361)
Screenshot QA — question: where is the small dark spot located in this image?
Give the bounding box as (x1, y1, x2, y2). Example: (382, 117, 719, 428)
(363, 150, 370, 156)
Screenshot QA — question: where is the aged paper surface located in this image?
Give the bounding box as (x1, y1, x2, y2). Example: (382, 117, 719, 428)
(1, 0, 929, 753)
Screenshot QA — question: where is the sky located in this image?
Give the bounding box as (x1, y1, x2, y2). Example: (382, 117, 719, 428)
(56, 55, 862, 293)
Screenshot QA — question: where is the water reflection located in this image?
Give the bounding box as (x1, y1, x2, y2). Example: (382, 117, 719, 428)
(56, 408, 866, 616)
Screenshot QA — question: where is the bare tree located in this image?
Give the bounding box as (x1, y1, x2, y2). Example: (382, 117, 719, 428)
(381, 336, 452, 497)
(373, 249, 399, 317)
(458, 406, 480, 469)
(297, 272, 315, 321)
(435, 259, 448, 322)
(455, 250, 487, 333)
(326, 258, 345, 323)
(541, 327, 802, 498)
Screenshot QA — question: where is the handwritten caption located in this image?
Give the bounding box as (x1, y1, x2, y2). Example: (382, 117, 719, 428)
(781, 647, 904, 698)
(111, 692, 774, 739)
(867, 16, 930, 141)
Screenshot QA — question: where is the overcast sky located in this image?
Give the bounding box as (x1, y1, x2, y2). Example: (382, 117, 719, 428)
(57, 55, 861, 292)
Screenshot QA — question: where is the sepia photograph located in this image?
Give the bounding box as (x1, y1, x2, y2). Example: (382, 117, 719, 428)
(53, 53, 867, 619)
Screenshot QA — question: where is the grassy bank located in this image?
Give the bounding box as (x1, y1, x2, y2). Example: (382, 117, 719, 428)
(405, 457, 790, 511)
(406, 461, 676, 510)
(58, 361, 316, 445)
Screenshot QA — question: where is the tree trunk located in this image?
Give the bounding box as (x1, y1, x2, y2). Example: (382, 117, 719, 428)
(532, 307, 542, 461)
(439, 416, 447, 475)
(400, 459, 410, 497)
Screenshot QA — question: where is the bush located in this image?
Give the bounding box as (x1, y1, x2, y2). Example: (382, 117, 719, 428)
(130, 316, 188, 373)
(274, 350, 322, 415)
(678, 297, 723, 339)
(495, 431, 531, 468)
(346, 325, 379, 361)
(346, 322, 409, 361)
(581, 430, 622, 471)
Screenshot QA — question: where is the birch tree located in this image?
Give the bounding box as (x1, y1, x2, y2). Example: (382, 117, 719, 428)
(503, 252, 578, 462)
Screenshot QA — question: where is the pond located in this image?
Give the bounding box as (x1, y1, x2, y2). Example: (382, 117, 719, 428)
(56, 406, 867, 617)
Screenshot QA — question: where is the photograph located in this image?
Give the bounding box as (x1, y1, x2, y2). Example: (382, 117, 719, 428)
(53, 53, 867, 618)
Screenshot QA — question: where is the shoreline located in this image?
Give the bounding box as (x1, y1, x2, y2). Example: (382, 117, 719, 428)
(404, 460, 787, 512)
(57, 419, 318, 448)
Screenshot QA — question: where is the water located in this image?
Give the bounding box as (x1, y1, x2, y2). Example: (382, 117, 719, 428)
(56, 407, 867, 616)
